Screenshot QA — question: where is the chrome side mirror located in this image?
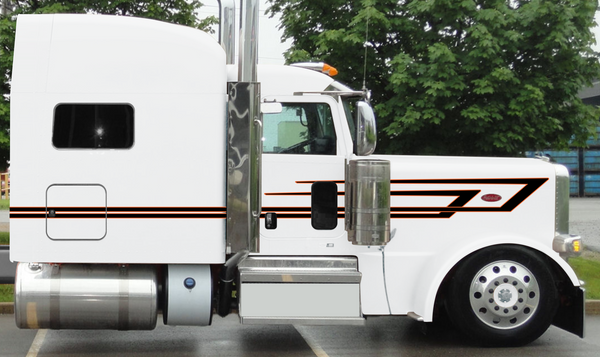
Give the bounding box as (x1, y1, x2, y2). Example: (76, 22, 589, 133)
(355, 101, 376, 156)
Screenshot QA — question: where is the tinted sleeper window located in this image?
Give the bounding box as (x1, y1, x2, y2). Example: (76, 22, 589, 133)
(53, 104, 134, 149)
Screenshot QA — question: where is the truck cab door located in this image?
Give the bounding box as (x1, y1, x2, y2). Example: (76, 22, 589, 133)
(260, 95, 350, 253)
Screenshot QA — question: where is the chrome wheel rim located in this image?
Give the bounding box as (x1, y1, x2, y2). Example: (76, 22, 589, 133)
(468, 260, 540, 329)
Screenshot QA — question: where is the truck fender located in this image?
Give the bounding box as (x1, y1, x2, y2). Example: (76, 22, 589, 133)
(412, 236, 580, 322)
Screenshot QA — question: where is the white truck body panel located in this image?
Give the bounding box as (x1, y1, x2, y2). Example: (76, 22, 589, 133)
(10, 14, 227, 263)
(9, 14, 581, 328)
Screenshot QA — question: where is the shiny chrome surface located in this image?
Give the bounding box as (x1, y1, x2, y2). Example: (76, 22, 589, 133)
(355, 101, 377, 156)
(554, 164, 570, 236)
(553, 234, 583, 257)
(15, 263, 157, 330)
(239, 257, 362, 322)
(238, 0, 259, 82)
(239, 256, 358, 270)
(469, 260, 540, 330)
(345, 159, 391, 245)
(227, 82, 262, 253)
(218, 0, 236, 64)
(226, 0, 262, 254)
(239, 256, 361, 283)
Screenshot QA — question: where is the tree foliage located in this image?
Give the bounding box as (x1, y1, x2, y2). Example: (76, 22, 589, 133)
(0, 0, 217, 170)
(267, 0, 600, 156)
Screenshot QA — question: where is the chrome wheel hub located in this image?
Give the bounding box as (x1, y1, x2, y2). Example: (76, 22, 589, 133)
(468, 260, 540, 329)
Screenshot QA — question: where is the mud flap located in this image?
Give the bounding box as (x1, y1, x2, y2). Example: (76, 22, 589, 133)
(552, 286, 585, 338)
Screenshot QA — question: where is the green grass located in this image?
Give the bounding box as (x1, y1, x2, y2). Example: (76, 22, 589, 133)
(569, 250, 600, 300)
(0, 232, 8, 245)
(0, 199, 9, 210)
(0, 285, 13, 302)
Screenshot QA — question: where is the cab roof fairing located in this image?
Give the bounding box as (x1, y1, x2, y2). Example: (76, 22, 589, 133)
(12, 14, 227, 95)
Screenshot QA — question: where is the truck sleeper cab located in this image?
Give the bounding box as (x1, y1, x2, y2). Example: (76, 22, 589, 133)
(8, 13, 584, 347)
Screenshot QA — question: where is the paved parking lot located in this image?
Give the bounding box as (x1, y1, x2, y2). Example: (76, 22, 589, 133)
(2, 313, 600, 357)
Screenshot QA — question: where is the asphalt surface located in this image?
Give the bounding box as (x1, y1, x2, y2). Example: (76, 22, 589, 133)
(1, 313, 599, 357)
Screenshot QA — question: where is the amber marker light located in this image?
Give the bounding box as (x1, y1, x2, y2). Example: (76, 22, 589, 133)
(322, 63, 338, 76)
(290, 62, 339, 77)
(573, 239, 581, 253)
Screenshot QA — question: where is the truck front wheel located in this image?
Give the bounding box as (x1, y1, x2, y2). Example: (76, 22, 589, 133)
(445, 245, 558, 346)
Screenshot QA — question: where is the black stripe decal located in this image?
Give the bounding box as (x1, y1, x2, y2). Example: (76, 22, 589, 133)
(11, 207, 226, 212)
(10, 178, 548, 220)
(42, 214, 227, 219)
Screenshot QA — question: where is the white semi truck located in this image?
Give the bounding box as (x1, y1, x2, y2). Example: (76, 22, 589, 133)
(7, 0, 584, 347)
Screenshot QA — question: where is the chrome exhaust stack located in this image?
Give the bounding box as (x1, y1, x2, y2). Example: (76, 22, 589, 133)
(226, 0, 262, 253)
(238, 0, 259, 82)
(218, 0, 236, 64)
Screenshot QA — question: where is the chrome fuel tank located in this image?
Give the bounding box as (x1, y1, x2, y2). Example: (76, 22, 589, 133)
(15, 263, 158, 330)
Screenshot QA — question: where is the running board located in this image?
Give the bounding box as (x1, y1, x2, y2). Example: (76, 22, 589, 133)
(238, 256, 363, 325)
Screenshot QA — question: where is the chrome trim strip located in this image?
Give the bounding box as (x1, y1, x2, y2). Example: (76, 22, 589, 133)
(238, 256, 361, 283)
(293, 90, 365, 97)
(554, 164, 570, 235)
(240, 272, 361, 283)
(239, 256, 358, 270)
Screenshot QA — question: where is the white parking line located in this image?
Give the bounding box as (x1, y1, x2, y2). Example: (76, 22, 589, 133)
(294, 325, 329, 357)
(26, 329, 47, 357)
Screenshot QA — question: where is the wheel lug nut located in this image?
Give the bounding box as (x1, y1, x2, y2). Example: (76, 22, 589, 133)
(494, 306, 500, 311)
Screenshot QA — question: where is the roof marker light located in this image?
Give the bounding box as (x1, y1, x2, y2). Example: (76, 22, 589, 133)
(290, 62, 338, 76)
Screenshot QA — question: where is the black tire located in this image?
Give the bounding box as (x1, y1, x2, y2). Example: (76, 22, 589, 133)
(445, 245, 558, 346)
